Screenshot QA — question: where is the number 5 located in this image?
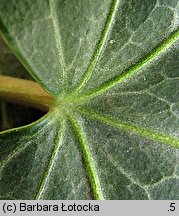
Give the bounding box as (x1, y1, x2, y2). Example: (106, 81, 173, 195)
(170, 203, 175, 211)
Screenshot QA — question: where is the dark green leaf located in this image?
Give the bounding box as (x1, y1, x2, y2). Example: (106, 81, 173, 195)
(0, 37, 44, 131)
(0, 0, 179, 199)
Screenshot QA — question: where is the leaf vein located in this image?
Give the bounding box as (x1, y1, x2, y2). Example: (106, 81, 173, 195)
(49, 0, 66, 92)
(68, 114, 104, 200)
(74, 0, 120, 93)
(35, 119, 64, 199)
(77, 108, 179, 149)
(79, 29, 179, 101)
(100, 143, 147, 190)
(0, 122, 47, 173)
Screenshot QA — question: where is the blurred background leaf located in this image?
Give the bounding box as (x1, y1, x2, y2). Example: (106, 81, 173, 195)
(0, 38, 45, 131)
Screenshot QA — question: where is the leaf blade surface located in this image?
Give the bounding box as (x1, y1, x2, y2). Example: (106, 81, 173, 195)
(0, 0, 179, 199)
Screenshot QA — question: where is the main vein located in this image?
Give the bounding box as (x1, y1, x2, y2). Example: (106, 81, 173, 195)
(49, 0, 66, 92)
(35, 118, 65, 199)
(77, 108, 179, 149)
(68, 114, 104, 200)
(79, 29, 179, 101)
(74, 0, 119, 93)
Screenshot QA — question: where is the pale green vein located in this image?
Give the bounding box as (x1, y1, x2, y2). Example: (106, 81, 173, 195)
(49, 0, 66, 92)
(68, 114, 104, 200)
(77, 108, 179, 149)
(0, 112, 49, 169)
(0, 125, 44, 173)
(35, 118, 65, 199)
(78, 29, 179, 101)
(99, 144, 147, 190)
(74, 0, 119, 93)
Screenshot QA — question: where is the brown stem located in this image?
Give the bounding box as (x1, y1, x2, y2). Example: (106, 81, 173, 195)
(0, 75, 55, 112)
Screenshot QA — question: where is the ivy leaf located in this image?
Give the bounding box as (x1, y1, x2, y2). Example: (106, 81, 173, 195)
(0, 38, 44, 131)
(0, 0, 179, 199)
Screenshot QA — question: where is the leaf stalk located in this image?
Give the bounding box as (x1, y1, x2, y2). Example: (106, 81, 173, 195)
(0, 75, 55, 112)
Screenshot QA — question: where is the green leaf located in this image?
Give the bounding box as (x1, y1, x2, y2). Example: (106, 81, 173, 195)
(0, 37, 44, 132)
(0, 0, 179, 199)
